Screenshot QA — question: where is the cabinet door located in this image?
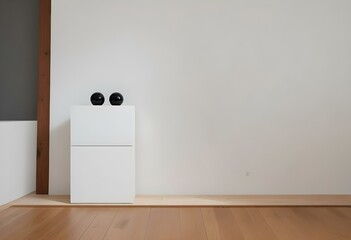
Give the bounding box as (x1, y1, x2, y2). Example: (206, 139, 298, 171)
(71, 146, 135, 203)
(71, 106, 135, 146)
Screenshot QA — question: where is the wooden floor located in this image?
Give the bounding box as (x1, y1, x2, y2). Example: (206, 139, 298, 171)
(1, 206, 351, 240)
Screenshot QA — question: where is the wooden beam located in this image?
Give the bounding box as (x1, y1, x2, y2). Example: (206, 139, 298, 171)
(36, 0, 51, 194)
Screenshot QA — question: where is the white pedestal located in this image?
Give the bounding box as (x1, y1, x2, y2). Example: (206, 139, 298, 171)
(70, 106, 135, 203)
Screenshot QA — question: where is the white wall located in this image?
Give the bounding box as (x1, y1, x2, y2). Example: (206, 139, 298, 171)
(51, 0, 351, 195)
(0, 121, 36, 205)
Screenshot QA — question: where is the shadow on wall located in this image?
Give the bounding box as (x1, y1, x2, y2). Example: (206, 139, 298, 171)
(49, 120, 70, 195)
(0, 121, 36, 205)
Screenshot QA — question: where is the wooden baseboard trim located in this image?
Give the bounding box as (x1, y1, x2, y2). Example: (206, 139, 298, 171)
(8, 193, 351, 207)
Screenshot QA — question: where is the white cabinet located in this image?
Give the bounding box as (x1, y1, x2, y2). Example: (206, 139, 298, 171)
(71, 147, 134, 203)
(70, 106, 135, 203)
(71, 106, 135, 146)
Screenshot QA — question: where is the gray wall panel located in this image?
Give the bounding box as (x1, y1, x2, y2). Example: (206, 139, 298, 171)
(0, 0, 38, 120)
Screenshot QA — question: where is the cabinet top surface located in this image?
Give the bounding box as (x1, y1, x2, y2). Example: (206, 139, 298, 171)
(71, 105, 135, 113)
(72, 105, 134, 108)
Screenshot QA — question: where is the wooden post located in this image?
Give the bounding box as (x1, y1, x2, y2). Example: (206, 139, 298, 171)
(36, 0, 51, 194)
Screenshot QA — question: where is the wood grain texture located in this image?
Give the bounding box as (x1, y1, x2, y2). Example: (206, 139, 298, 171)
(231, 208, 278, 240)
(304, 207, 351, 240)
(0, 207, 62, 240)
(212, 207, 245, 240)
(80, 208, 118, 240)
(202, 208, 221, 240)
(19, 208, 68, 240)
(0, 207, 32, 230)
(0, 208, 39, 240)
(291, 207, 345, 240)
(21, 208, 66, 239)
(38, 208, 99, 240)
(179, 208, 207, 240)
(144, 208, 180, 240)
(36, 0, 51, 194)
(1, 206, 351, 240)
(104, 208, 150, 240)
(335, 207, 351, 221)
(259, 207, 315, 240)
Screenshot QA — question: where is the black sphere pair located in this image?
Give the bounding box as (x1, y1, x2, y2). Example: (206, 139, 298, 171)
(90, 92, 124, 106)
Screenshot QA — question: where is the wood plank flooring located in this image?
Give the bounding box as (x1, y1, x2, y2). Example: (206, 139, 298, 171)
(0, 207, 351, 240)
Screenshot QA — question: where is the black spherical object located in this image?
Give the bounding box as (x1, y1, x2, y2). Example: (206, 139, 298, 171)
(109, 92, 124, 105)
(90, 92, 105, 105)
